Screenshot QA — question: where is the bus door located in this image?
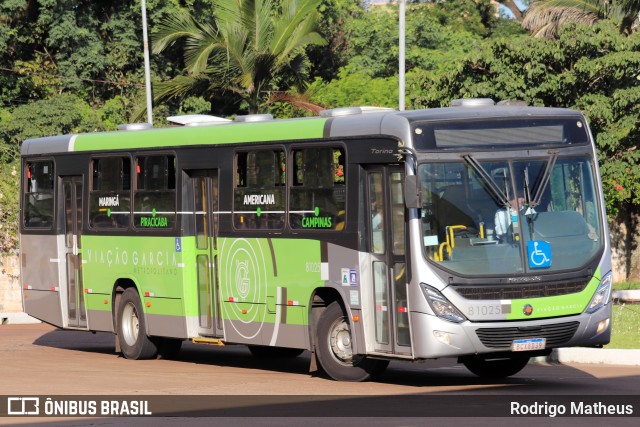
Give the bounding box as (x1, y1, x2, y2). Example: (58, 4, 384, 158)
(366, 166, 411, 355)
(189, 170, 223, 337)
(61, 176, 87, 328)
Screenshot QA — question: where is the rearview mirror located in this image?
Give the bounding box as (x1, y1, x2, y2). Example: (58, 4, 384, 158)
(404, 175, 422, 209)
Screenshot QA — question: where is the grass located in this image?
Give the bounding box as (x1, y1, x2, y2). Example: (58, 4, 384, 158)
(613, 282, 640, 291)
(605, 303, 640, 349)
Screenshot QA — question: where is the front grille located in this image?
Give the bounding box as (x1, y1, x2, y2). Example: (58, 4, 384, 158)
(476, 321, 580, 349)
(455, 281, 587, 300)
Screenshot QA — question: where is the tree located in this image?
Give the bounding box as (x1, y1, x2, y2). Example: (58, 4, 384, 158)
(152, 0, 326, 114)
(0, 93, 104, 150)
(308, 70, 397, 108)
(307, 0, 364, 81)
(0, 93, 104, 254)
(523, 0, 640, 38)
(338, 0, 512, 79)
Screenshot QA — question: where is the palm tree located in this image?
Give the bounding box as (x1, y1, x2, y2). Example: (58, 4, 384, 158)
(152, 0, 326, 114)
(523, 0, 640, 38)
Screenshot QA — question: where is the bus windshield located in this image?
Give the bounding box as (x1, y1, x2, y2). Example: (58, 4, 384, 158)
(418, 155, 603, 276)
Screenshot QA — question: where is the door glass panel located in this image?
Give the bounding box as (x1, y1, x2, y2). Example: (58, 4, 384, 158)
(75, 180, 86, 324)
(197, 254, 211, 328)
(194, 178, 208, 250)
(373, 261, 389, 345)
(390, 172, 405, 256)
(211, 176, 219, 251)
(64, 181, 73, 248)
(66, 253, 76, 320)
(78, 254, 85, 321)
(75, 181, 82, 249)
(369, 173, 385, 254)
(394, 262, 410, 346)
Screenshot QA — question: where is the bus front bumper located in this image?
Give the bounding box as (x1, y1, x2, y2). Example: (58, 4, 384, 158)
(410, 302, 612, 359)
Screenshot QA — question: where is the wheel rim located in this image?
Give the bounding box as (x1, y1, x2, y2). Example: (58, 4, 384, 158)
(328, 316, 360, 366)
(121, 302, 139, 347)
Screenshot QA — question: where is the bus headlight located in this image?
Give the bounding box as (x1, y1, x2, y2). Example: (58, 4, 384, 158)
(585, 272, 612, 314)
(420, 284, 467, 323)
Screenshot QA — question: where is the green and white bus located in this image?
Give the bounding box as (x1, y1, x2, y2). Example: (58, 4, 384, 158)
(20, 99, 613, 381)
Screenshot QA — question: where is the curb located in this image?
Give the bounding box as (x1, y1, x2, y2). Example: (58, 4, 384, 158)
(546, 348, 640, 366)
(612, 290, 640, 302)
(0, 312, 42, 325)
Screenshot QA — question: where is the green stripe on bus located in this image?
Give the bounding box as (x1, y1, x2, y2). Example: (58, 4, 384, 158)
(73, 118, 327, 151)
(505, 269, 602, 320)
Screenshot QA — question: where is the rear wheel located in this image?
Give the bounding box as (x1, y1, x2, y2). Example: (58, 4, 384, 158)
(460, 355, 530, 378)
(117, 288, 158, 360)
(315, 301, 389, 381)
(248, 345, 304, 358)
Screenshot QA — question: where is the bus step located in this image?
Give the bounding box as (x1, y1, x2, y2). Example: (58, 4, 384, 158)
(192, 337, 225, 346)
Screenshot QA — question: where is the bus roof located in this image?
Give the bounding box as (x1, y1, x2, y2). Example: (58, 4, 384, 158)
(21, 105, 585, 156)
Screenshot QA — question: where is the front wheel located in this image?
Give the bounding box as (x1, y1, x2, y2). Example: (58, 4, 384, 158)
(460, 355, 530, 378)
(117, 288, 158, 360)
(315, 301, 389, 381)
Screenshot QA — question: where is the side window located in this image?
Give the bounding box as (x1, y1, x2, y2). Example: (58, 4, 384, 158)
(134, 155, 176, 229)
(234, 149, 285, 229)
(23, 160, 55, 228)
(89, 157, 131, 229)
(290, 147, 345, 230)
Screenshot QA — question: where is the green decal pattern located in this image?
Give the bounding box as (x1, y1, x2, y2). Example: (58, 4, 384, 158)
(505, 268, 602, 320)
(217, 238, 322, 330)
(81, 235, 324, 329)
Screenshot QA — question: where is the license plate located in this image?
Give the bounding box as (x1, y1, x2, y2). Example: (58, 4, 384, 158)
(511, 338, 546, 352)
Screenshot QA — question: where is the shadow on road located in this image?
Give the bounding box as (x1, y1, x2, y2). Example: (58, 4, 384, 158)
(7, 327, 636, 426)
(31, 328, 640, 395)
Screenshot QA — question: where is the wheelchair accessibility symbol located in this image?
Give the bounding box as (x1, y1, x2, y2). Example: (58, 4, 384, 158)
(527, 240, 552, 269)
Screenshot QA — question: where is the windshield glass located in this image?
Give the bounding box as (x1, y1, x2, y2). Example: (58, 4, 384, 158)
(418, 156, 603, 276)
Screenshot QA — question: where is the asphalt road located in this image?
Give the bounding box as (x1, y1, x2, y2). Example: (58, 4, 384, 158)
(0, 324, 638, 426)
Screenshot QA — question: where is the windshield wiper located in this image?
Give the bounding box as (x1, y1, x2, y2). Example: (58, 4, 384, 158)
(462, 154, 509, 207)
(522, 151, 558, 240)
(529, 150, 558, 209)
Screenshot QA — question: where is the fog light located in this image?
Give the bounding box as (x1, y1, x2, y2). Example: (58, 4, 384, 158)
(434, 330, 451, 346)
(596, 318, 610, 335)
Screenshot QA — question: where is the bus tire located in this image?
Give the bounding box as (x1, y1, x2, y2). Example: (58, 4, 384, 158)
(315, 301, 389, 381)
(460, 355, 530, 378)
(117, 288, 158, 360)
(155, 338, 182, 360)
(248, 345, 304, 358)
